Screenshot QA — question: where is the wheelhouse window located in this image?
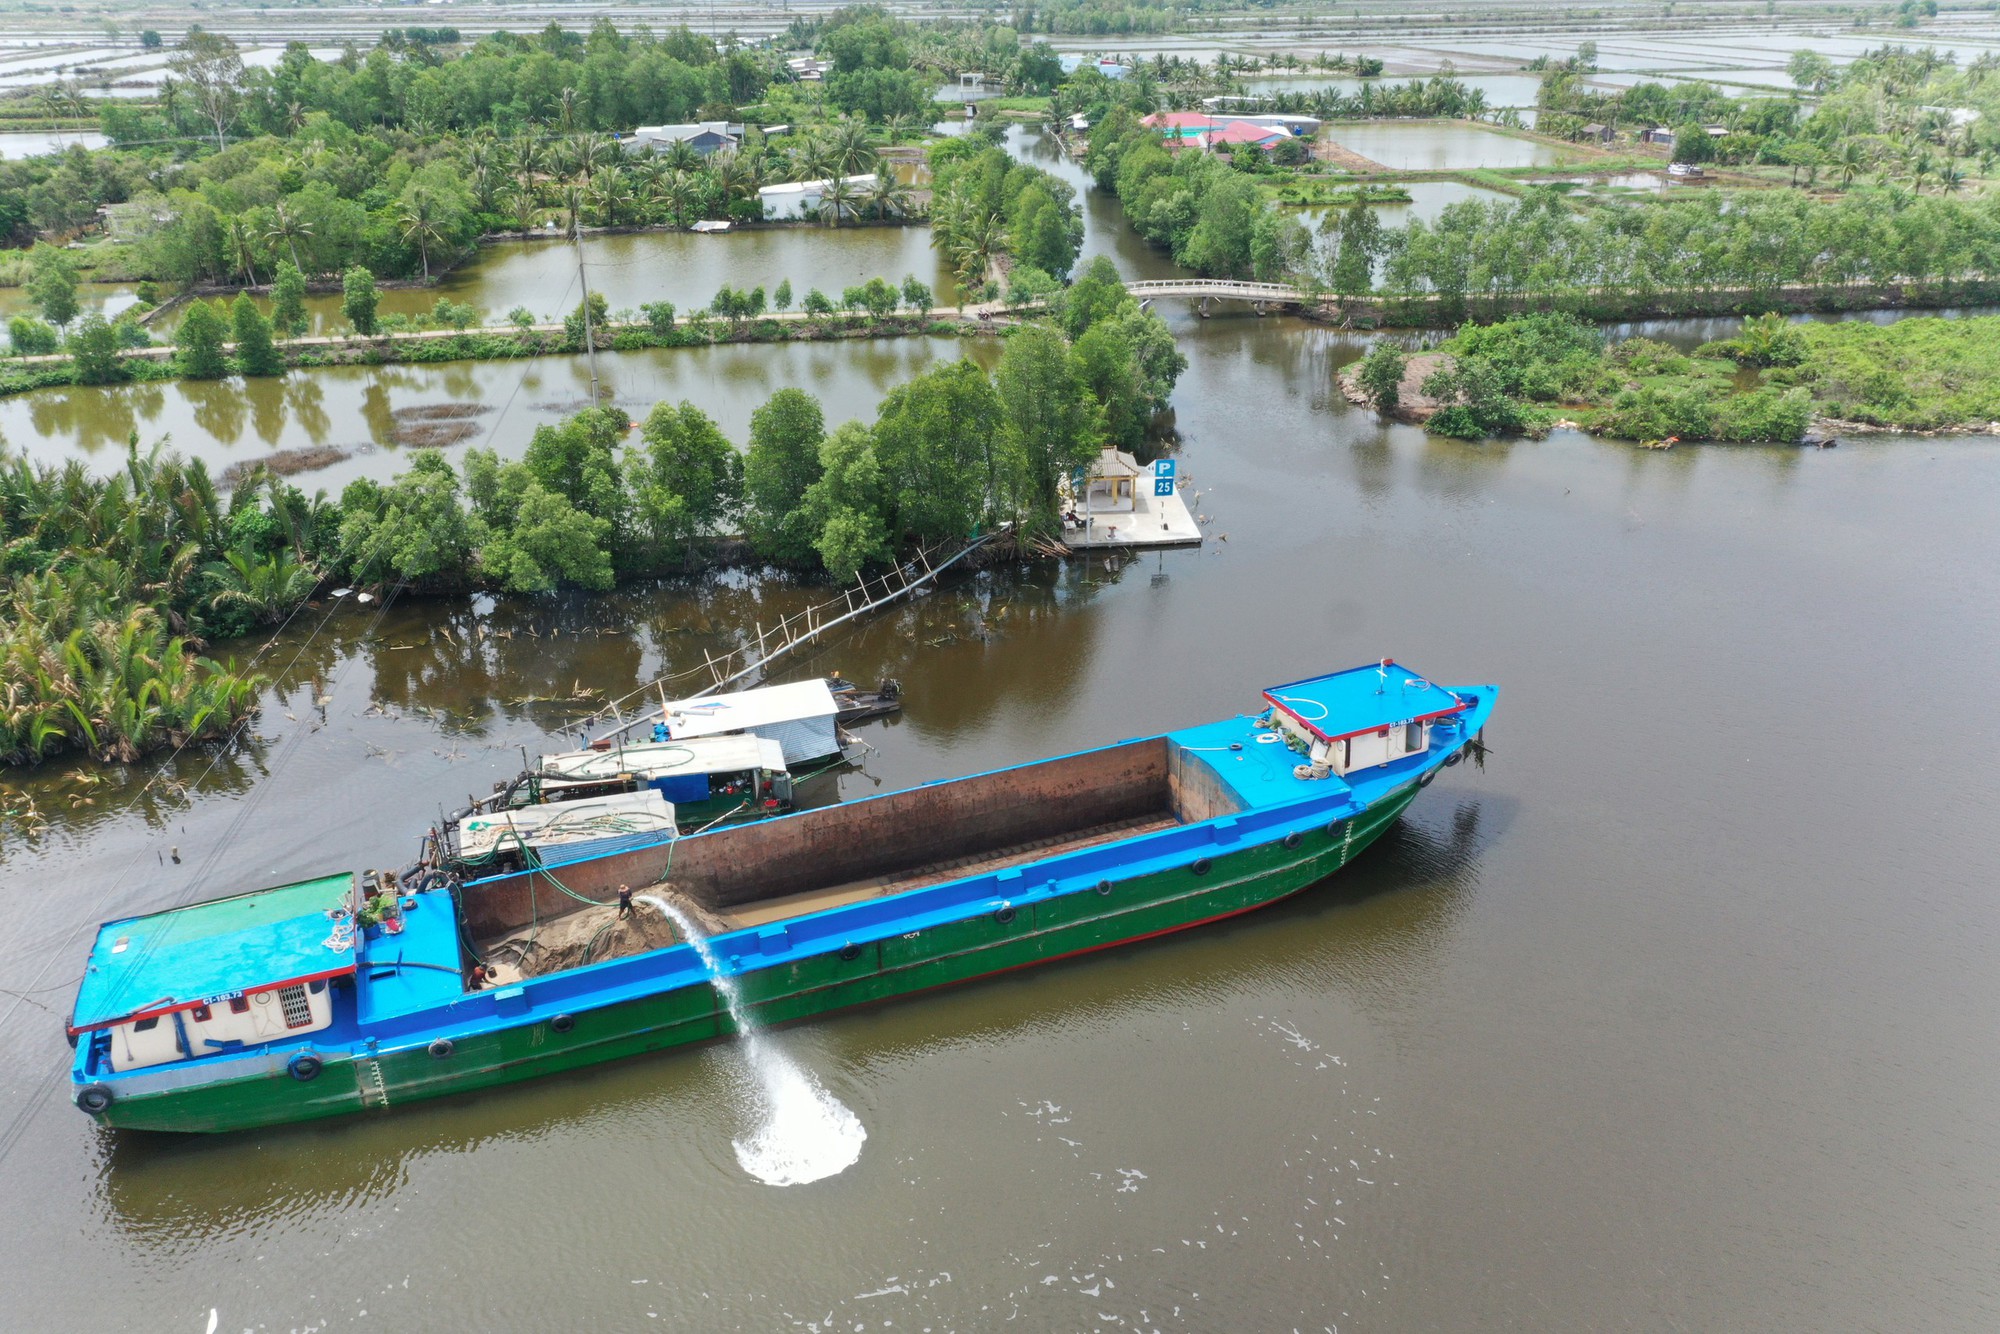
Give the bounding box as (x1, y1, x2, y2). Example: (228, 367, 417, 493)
(1405, 722, 1425, 753)
(278, 984, 313, 1029)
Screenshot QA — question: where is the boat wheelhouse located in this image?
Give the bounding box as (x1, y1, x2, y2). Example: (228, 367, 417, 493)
(69, 874, 354, 1082)
(67, 662, 1496, 1133)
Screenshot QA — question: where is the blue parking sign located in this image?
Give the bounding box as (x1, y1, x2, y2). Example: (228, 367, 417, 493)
(1154, 477, 1175, 496)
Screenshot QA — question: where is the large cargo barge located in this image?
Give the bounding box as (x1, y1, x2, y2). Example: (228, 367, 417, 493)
(66, 662, 1495, 1133)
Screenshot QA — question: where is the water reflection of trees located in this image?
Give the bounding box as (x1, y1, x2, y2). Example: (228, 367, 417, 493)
(184, 380, 247, 446)
(25, 383, 167, 455)
(284, 376, 331, 443)
(0, 725, 282, 859)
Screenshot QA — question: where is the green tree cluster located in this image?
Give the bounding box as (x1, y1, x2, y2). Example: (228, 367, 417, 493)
(929, 137, 1085, 285)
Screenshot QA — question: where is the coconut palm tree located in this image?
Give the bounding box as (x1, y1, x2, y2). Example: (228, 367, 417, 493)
(224, 215, 261, 287)
(829, 117, 877, 176)
(627, 155, 668, 219)
(572, 132, 613, 183)
(660, 170, 699, 229)
(589, 166, 633, 226)
(710, 150, 753, 209)
(650, 138, 695, 175)
(1834, 138, 1869, 187)
(866, 172, 913, 221)
(957, 211, 1008, 283)
(1910, 148, 1935, 192)
(265, 201, 311, 270)
(794, 131, 836, 183)
(399, 192, 446, 281)
(508, 184, 540, 234)
(157, 75, 182, 131)
(818, 172, 858, 227)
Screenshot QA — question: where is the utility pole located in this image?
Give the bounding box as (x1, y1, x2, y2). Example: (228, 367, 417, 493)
(572, 214, 601, 409)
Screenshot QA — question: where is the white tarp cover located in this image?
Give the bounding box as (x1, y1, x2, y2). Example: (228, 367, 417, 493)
(457, 791, 677, 860)
(661, 680, 841, 764)
(541, 733, 784, 782)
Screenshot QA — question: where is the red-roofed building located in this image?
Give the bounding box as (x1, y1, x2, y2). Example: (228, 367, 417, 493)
(1201, 121, 1289, 150)
(1141, 110, 1292, 155)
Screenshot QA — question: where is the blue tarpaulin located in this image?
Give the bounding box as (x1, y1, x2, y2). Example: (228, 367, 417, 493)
(652, 772, 710, 804)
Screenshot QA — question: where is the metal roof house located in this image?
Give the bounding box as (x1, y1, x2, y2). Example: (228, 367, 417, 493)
(757, 174, 877, 222)
(621, 122, 743, 157)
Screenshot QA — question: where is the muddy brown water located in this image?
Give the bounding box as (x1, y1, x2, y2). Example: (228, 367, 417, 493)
(1, 134, 1999, 1331)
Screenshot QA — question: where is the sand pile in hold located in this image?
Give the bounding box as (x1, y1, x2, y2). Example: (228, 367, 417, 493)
(485, 902, 682, 977)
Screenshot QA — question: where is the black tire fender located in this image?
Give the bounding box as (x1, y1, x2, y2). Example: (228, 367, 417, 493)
(76, 1084, 113, 1114)
(287, 1053, 323, 1082)
(1095, 879, 1114, 896)
(1190, 857, 1213, 876)
(839, 942, 863, 962)
(1281, 832, 1303, 849)
(429, 1037, 455, 1059)
(1418, 769, 1436, 789)
(550, 1013, 576, 1035)
(994, 905, 1017, 925)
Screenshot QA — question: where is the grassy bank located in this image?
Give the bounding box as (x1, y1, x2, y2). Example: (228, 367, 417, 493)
(1351, 312, 2000, 444)
(0, 310, 993, 402)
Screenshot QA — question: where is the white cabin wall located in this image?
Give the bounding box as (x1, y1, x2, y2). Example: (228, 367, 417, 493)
(108, 1015, 187, 1071)
(106, 982, 334, 1072)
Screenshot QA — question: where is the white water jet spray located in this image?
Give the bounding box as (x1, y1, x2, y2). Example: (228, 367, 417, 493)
(638, 895, 866, 1186)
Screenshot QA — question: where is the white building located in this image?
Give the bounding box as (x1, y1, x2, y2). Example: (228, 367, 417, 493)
(756, 173, 878, 222)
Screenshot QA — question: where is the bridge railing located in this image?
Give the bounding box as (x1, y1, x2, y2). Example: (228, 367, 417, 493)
(1124, 280, 1316, 301)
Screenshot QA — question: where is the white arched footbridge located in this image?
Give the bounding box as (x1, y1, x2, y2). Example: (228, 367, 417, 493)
(1122, 279, 1318, 315)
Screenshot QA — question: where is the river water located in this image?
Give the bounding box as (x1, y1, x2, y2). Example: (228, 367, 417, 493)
(1, 130, 1999, 1332)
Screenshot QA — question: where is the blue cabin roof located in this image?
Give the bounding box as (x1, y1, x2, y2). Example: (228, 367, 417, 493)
(70, 873, 357, 1032)
(1263, 661, 1469, 744)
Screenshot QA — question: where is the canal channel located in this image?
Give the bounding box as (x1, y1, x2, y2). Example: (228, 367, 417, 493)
(0, 126, 1997, 1331)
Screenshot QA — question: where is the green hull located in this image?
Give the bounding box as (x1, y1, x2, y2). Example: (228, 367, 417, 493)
(96, 783, 1420, 1133)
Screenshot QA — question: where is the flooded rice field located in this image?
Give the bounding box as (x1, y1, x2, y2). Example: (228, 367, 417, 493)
(1321, 121, 1583, 171)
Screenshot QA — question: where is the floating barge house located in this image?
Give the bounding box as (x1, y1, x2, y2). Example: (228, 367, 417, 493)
(67, 662, 1495, 1132)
